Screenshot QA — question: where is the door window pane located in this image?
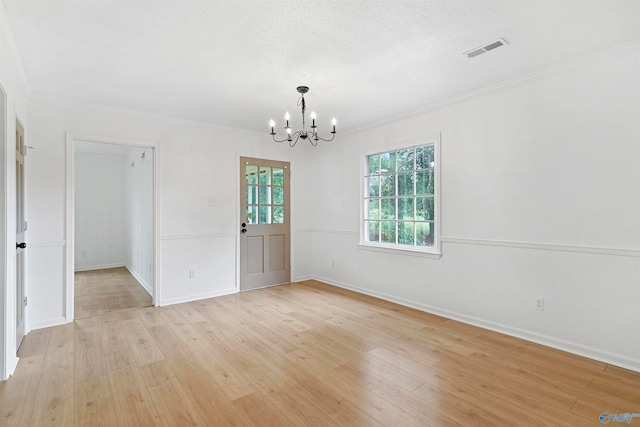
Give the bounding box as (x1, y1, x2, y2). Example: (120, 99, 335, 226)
(259, 206, 272, 224)
(246, 165, 258, 184)
(259, 167, 271, 185)
(273, 206, 284, 224)
(273, 168, 284, 186)
(246, 206, 258, 224)
(259, 186, 271, 204)
(273, 187, 283, 205)
(246, 185, 258, 205)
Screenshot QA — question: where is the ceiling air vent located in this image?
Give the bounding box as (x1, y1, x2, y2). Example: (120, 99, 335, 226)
(464, 38, 508, 59)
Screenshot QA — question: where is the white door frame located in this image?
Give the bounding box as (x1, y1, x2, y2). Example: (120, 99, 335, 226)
(65, 132, 160, 322)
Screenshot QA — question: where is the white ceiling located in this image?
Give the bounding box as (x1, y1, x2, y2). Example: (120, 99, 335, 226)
(3, 1, 640, 135)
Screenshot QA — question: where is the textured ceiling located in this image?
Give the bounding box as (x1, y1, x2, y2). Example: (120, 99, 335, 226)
(3, 0, 640, 134)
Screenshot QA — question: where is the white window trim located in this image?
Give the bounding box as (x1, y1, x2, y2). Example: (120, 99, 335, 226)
(358, 133, 442, 257)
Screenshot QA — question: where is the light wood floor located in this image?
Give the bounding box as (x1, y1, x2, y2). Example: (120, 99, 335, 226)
(2, 280, 639, 426)
(74, 267, 152, 319)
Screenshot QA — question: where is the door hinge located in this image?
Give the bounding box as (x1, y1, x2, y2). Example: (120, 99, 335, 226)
(23, 296, 28, 307)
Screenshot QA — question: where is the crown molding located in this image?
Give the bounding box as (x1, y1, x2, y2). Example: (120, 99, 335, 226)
(344, 39, 640, 136)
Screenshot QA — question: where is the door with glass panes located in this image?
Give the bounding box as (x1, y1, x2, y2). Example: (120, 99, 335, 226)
(240, 157, 290, 290)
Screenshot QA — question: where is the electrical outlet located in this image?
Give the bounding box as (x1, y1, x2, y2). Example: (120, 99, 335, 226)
(189, 269, 196, 279)
(331, 259, 335, 268)
(534, 297, 544, 311)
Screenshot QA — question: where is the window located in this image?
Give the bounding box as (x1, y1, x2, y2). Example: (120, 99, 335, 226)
(361, 138, 440, 255)
(245, 164, 285, 224)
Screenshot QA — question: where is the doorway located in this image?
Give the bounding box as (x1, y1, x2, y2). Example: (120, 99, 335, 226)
(66, 136, 158, 320)
(239, 157, 291, 290)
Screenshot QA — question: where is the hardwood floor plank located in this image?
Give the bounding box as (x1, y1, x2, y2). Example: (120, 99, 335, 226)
(122, 318, 164, 366)
(292, 377, 385, 426)
(136, 307, 166, 328)
(0, 355, 43, 427)
(336, 362, 459, 426)
(316, 368, 426, 427)
(30, 355, 74, 427)
(232, 391, 298, 427)
(108, 365, 161, 427)
(17, 328, 51, 358)
(190, 345, 258, 401)
(44, 323, 75, 361)
(169, 356, 251, 426)
(140, 361, 206, 426)
(73, 374, 117, 426)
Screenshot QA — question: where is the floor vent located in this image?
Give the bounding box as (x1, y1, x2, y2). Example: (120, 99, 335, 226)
(464, 38, 508, 59)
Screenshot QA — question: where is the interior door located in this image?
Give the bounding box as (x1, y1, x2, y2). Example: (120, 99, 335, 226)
(15, 119, 26, 349)
(240, 157, 290, 290)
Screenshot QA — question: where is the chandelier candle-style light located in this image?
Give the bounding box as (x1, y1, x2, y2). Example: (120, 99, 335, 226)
(270, 86, 336, 147)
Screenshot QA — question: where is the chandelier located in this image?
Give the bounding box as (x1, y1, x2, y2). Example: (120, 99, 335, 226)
(270, 86, 336, 147)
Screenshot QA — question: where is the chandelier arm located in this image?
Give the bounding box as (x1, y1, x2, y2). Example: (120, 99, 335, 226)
(289, 134, 301, 148)
(272, 130, 301, 144)
(271, 134, 292, 144)
(312, 133, 336, 142)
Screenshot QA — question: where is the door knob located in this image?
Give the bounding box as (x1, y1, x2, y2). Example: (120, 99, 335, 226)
(241, 228, 247, 234)
(16, 242, 26, 249)
(241, 223, 247, 227)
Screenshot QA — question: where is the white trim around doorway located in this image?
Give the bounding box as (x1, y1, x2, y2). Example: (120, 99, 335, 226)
(64, 132, 161, 323)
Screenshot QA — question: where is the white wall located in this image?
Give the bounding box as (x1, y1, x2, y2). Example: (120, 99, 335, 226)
(298, 42, 640, 372)
(125, 146, 153, 293)
(25, 96, 307, 327)
(74, 150, 127, 271)
(0, 0, 29, 379)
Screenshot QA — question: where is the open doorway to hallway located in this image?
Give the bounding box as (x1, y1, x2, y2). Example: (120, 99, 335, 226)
(73, 140, 155, 318)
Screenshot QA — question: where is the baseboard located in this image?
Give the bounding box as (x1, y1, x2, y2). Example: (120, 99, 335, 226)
(125, 265, 152, 296)
(29, 316, 67, 331)
(74, 263, 125, 272)
(312, 275, 640, 373)
(293, 275, 313, 282)
(4, 355, 19, 380)
(159, 288, 237, 306)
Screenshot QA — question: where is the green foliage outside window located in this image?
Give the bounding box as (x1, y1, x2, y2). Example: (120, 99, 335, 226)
(364, 144, 436, 248)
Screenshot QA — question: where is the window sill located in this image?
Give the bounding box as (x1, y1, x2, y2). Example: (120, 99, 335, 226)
(357, 242, 442, 259)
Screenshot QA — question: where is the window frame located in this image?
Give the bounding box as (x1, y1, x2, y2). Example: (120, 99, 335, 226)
(359, 134, 441, 258)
